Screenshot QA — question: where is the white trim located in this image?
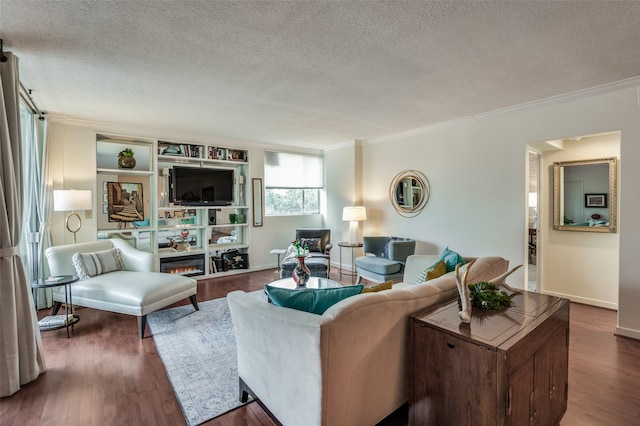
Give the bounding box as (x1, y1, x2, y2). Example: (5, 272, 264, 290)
(541, 290, 618, 311)
(48, 114, 268, 150)
(615, 326, 640, 341)
(324, 139, 360, 152)
(366, 75, 640, 145)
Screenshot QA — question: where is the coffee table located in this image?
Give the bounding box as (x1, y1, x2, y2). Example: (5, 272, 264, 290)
(268, 276, 341, 290)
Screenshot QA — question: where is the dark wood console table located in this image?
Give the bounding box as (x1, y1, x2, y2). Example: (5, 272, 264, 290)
(409, 291, 569, 425)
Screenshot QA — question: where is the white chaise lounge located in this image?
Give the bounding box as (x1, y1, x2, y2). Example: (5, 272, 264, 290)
(45, 238, 198, 338)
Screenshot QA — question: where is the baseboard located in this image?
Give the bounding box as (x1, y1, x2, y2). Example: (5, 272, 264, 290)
(615, 326, 640, 341)
(540, 290, 618, 310)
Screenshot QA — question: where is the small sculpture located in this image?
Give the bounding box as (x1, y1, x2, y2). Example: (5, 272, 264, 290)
(455, 261, 475, 323)
(487, 264, 523, 293)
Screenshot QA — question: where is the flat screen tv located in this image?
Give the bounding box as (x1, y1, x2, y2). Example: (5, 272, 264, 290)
(170, 166, 234, 206)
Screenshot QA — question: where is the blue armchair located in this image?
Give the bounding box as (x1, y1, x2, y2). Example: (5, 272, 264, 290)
(355, 236, 416, 283)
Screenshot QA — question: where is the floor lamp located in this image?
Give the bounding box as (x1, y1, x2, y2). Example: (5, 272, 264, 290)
(342, 206, 367, 244)
(53, 189, 92, 244)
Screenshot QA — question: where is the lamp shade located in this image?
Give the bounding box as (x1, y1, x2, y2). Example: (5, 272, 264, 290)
(342, 206, 367, 222)
(53, 190, 92, 211)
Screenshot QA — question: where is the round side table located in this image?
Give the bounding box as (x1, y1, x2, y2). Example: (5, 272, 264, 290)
(338, 242, 363, 282)
(32, 275, 80, 338)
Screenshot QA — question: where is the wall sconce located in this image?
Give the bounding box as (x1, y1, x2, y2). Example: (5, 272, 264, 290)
(53, 189, 92, 244)
(342, 206, 367, 244)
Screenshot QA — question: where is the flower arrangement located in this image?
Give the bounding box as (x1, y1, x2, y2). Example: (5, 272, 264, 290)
(292, 240, 309, 257)
(118, 148, 134, 157)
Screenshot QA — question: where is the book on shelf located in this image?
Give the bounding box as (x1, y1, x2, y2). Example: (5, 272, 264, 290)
(216, 148, 227, 159)
(38, 314, 75, 329)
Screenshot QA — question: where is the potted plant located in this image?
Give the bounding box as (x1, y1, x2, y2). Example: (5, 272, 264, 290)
(117, 148, 136, 169)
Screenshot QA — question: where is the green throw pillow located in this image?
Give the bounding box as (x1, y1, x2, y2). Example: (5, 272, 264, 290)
(265, 284, 364, 315)
(438, 247, 466, 272)
(361, 280, 393, 293)
(416, 259, 447, 283)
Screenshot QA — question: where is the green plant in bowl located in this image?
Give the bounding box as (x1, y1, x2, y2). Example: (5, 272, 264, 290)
(118, 148, 134, 157)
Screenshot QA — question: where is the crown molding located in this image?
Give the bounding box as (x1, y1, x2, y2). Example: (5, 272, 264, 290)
(366, 75, 640, 145)
(47, 114, 324, 155)
(324, 139, 363, 152)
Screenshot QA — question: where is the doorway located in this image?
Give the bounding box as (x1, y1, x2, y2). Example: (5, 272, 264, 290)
(527, 150, 540, 292)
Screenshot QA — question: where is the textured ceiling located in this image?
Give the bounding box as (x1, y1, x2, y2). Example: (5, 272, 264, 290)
(2, 1, 640, 149)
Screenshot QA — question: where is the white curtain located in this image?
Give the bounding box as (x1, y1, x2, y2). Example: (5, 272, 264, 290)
(0, 51, 46, 397)
(19, 105, 52, 309)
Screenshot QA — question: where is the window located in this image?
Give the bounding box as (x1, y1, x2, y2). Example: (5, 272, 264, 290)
(19, 100, 39, 283)
(264, 151, 323, 215)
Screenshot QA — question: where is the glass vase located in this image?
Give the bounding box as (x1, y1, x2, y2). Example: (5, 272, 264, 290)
(159, 175, 169, 207)
(292, 256, 311, 287)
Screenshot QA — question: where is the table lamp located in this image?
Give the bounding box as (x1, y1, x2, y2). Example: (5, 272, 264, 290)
(54, 189, 92, 244)
(342, 206, 367, 244)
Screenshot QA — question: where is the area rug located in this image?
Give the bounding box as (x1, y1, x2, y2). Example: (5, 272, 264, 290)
(147, 294, 258, 426)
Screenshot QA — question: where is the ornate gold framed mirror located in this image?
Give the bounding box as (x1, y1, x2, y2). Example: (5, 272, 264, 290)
(553, 157, 617, 233)
(389, 170, 430, 217)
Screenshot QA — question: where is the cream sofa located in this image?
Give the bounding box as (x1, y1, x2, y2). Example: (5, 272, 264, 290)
(227, 254, 509, 426)
(45, 238, 198, 338)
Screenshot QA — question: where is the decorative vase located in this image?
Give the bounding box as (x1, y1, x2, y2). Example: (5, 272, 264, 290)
(118, 155, 136, 169)
(159, 175, 169, 207)
(292, 256, 311, 286)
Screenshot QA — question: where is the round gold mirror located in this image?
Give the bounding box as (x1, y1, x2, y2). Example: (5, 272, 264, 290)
(389, 170, 430, 217)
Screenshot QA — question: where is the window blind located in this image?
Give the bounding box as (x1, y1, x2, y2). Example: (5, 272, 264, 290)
(264, 150, 323, 188)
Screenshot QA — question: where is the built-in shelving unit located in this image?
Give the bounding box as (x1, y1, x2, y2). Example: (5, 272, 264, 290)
(95, 134, 250, 279)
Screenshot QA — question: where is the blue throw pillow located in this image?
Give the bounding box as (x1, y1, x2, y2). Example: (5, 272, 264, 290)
(438, 247, 466, 272)
(264, 284, 364, 315)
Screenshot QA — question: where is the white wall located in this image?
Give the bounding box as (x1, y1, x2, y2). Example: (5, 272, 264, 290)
(49, 122, 98, 245)
(539, 133, 620, 309)
(336, 81, 640, 340)
(324, 141, 365, 269)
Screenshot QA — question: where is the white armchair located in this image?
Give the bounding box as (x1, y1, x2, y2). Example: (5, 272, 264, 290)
(45, 238, 198, 338)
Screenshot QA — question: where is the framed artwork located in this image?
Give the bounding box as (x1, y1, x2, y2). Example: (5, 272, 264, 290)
(252, 178, 263, 227)
(107, 182, 144, 223)
(585, 193, 607, 208)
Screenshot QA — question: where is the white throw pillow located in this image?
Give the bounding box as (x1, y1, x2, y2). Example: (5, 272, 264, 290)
(72, 248, 125, 280)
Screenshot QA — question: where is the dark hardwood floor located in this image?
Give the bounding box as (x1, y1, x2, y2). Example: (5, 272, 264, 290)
(2, 268, 639, 425)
